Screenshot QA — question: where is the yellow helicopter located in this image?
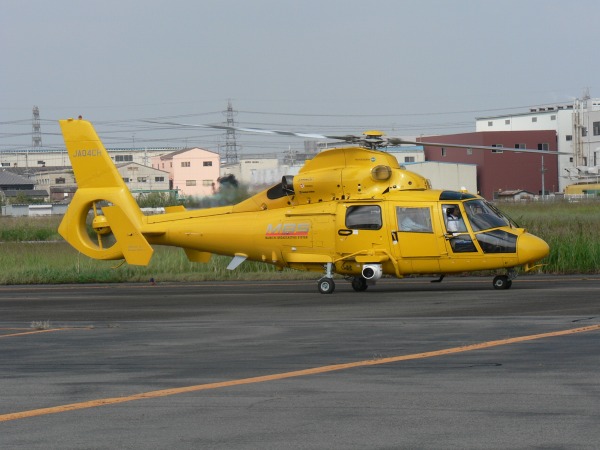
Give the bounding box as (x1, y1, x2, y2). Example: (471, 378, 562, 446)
(58, 118, 550, 293)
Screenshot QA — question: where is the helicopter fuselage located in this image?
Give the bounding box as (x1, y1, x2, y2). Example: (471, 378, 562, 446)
(142, 188, 548, 280)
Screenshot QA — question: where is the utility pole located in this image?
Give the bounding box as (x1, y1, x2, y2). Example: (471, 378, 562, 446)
(32, 106, 42, 148)
(223, 100, 239, 165)
(541, 155, 546, 197)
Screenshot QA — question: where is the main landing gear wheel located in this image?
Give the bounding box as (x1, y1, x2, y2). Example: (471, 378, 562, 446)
(493, 275, 512, 290)
(351, 276, 368, 292)
(318, 277, 335, 294)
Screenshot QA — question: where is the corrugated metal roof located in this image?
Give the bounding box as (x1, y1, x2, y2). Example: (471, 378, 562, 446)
(0, 170, 34, 186)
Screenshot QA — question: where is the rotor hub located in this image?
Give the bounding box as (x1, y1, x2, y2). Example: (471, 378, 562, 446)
(92, 214, 111, 235)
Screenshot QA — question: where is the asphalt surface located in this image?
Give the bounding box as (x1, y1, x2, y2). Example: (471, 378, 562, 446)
(1, 275, 600, 449)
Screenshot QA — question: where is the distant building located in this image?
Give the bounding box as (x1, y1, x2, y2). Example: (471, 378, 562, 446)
(152, 148, 220, 197)
(2, 189, 48, 203)
(418, 130, 559, 200)
(0, 170, 45, 204)
(116, 162, 170, 194)
(0, 170, 34, 191)
(0, 147, 177, 169)
(384, 145, 477, 194)
(476, 98, 600, 191)
(0, 165, 46, 206)
(405, 161, 477, 194)
(387, 145, 426, 165)
(495, 189, 536, 201)
(49, 185, 77, 203)
(33, 168, 76, 202)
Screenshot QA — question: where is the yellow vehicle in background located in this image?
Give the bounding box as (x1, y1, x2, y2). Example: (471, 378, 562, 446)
(564, 182, 600, 195)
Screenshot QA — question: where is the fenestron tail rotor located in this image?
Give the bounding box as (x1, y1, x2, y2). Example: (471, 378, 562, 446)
(87, 201, 116, 251)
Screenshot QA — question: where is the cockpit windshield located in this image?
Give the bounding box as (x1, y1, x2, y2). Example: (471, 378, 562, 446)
(463, 199, 512, 232)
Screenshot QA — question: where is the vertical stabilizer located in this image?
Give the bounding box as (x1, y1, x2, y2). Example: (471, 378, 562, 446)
(59, 118, 126, 189)
(58, 118, 153, 265)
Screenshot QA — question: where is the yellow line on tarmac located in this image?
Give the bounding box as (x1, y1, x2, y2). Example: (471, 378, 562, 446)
(1, 323, 599, 422)
(0, 329, 65, 339)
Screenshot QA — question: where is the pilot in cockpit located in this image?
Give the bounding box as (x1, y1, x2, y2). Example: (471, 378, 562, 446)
(445, 206, 466, 233)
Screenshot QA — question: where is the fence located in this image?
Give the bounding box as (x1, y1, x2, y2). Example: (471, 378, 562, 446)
(1, 204, 69, 217)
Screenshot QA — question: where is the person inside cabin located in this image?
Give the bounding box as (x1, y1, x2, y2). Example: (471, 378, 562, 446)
(401, 211, 426, 232)
(445, 206, 466, 233)
(397, 207, 432, 232)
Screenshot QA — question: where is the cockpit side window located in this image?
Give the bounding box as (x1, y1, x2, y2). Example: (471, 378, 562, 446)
(345, 205, 382, 230)
(443, 204, 467, 233)
(464, 199, 510, 231)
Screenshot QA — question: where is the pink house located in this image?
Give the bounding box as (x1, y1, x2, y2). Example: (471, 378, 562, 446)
(152, 148, 220, 197)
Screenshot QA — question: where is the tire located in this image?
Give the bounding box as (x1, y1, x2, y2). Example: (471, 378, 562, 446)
(318, 277, 335, 294)
(493, 275, 512, 290)
(351, 276, 368, 292)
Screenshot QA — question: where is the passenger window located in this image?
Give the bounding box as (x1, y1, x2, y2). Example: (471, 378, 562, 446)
(345, 205, 382, 230)
(396, 207, 432, 233)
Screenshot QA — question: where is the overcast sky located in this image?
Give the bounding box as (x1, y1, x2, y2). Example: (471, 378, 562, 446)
(2, 0, 599, 154)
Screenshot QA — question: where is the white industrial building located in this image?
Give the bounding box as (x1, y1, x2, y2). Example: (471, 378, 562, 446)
(387, 145, 426, 164)
(387, 145, 477, 194)
(405, 161, 478, 194)
(476, 97, 600, 191)
(0, 147, 177, 170)
(116, 162, 170, 194)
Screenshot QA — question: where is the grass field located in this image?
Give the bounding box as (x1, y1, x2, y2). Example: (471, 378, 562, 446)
(500, 201, 600, 273)
(0, 200, 598, 284)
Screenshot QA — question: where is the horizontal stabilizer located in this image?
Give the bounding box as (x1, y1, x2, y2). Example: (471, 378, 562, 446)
(227, 254, 247, 270)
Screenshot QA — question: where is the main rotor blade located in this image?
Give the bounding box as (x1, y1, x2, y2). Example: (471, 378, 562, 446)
(143, 120, 359, 142)
(389, 138, 569, 155)
(144, 120, 569, 154)
(144, 120, 328, 139)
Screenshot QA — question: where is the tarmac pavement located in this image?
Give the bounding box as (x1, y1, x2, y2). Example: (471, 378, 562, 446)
(1, 275, 599, 449)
